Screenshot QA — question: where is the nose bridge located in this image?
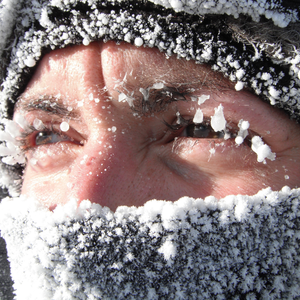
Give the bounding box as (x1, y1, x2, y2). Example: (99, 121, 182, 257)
(69, 131, 135, 208)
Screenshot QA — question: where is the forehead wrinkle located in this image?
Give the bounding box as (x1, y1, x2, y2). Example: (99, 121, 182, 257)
(15, 94, 81, 119)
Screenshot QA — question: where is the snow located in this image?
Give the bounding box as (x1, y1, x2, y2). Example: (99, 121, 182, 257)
(134, 37, 143, 47)
(235, 119, 249, 145)
(1, 187, 300, 299)
(60, 122, 69, 132)
(251, 136, 276, 163)
(211, 104, 226, 132)
(33, 118, 44, 130)
(235, 81, 244, 91)
(197, 94, 210, 105)
(193, 108, 203, 123)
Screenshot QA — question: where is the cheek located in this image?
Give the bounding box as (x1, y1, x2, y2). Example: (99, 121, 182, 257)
(22, 167, 71, 209)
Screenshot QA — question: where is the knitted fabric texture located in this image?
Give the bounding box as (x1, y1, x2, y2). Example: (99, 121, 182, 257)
(1, 187, 300, 299)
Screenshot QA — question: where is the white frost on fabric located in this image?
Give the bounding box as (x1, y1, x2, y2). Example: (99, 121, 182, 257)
(148, 0, 299, 27)
(251, 135, 276, 163)
(1, 187, 300, 299)
(0, 0, 21, 58)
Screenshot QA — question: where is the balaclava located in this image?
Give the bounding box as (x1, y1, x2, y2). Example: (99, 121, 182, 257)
(0, 0, 300, 299)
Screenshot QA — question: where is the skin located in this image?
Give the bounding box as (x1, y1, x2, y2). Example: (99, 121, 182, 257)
(14, 41, 300, 211)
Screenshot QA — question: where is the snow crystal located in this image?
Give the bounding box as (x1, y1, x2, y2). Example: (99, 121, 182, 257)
(134, 37, 143, 47)
(193, 108, 203, 123)
(251, 136, 276, 163)
(60, 121, 69, 132)
(197, 94, 210, 105)
(33, 118, 44, 130)
(14, 113, 28, 129)
(235, 81, 244, 91)
(235, 119, 249, 145)
(158, 240, 177, 261)
(211, 104, 226, 132)
(24, 56, 36, 67)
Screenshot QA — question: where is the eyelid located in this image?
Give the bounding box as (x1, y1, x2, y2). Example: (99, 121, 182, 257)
(18, 121, 85, 151)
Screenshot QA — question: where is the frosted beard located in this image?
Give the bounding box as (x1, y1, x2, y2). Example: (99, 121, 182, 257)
(1, 188, 300, 300)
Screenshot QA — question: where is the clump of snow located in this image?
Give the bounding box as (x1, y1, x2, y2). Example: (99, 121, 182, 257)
(193, 108, 203, 123)
(211, 104, 226, 132)
(158, 240, 177, 261)
(235, 81, 244, 91)
(251, 136, 276, 163)
(60, 121, 69, 132)
(0, 120, 25, 165)
(197, 94, 210, 105)
(134, 37, 143, 47)
(235, 119, 249, 145)
(14, 113, 28, 129)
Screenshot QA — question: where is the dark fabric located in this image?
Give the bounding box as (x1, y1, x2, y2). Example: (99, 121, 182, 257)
(0, 236, 14, 300)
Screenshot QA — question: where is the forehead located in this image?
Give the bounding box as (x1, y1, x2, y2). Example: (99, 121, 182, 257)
(21, 41, 235, 99)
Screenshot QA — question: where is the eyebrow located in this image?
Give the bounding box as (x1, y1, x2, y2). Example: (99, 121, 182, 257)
(131, 86, 190, 115)
(15, 95, 81, 119)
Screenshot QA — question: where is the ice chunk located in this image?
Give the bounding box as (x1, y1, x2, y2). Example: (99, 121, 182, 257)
(235, 120, 249, 145)
(24, 56, 36, 67)
(14, 113, 28, 129)
(197, 94, 210, 105)
(235, 81, 244, 91)
(211, 104, 226, 132)
(251, 136, 276, 163)
(60, 122, 69, 132)
(193, 108, 203, 124)
(33, 118, 44, 130)
(134, 37, 143, 47)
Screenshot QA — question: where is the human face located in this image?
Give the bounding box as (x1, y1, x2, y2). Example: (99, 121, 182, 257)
(14, 41, 300, 211)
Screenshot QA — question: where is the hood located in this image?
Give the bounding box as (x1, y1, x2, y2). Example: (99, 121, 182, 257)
(0, 0, 300, 299)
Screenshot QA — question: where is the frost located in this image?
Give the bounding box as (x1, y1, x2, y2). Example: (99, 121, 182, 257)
(60, 122, 69, 132)
(211, 104, 226, 132)
(235, 120, 249, 145)
(158, 240, 177, 260)
(193, 108, 203, 123)
(14, 113, 28, 129)
(33, 118, 44, 130)
(134, 37, 143, 47)
(235, 81, 244, 91)
(197, 94, 210, 105)
(24, 56, 36, 67)
(118, 93, 134, 107)
(251, 136, 276, 163)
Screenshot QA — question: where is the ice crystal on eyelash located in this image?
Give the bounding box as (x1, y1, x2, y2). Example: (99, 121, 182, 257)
(0, 120, 25, 165)
(235, 119, 249, 146)
(60, 121, 69, 132)
(211, 104, 226, 132)
(251, 136, 276, 163)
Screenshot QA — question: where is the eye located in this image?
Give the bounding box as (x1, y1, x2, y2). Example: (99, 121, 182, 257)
(35, 130, 71, 146)
(18, 123, 85, 152)
(181, 123, 225, 139)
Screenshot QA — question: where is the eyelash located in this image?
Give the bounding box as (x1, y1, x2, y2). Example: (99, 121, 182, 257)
(17, 123, 69, 153)
(164, 113, 252, 146)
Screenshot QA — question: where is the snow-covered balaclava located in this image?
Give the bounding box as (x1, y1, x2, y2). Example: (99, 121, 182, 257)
(0, 0, 300, 299)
